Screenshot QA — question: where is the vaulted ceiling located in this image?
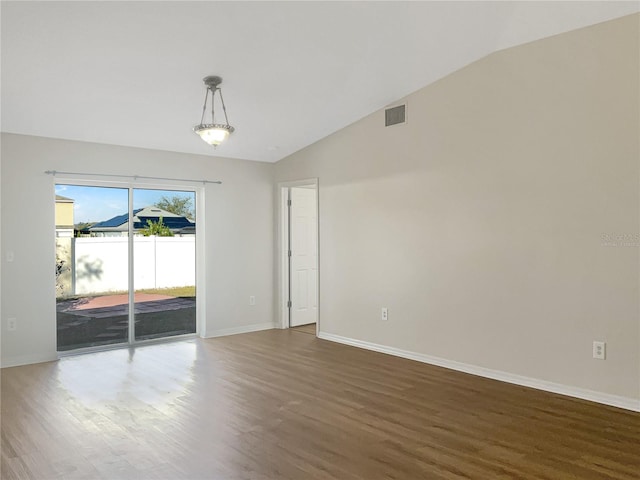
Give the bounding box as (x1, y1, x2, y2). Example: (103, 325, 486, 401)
(2, 1, 638, 162)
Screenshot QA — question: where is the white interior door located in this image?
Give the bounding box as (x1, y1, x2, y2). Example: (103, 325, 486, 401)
(290, 186, 318, 327)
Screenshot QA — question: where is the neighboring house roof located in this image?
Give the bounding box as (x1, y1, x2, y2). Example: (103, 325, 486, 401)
(90, 206, 195, 232)
(55, 195, 74, 203)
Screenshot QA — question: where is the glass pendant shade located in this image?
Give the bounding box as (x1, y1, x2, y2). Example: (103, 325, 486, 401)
(194, 124, 233, 146)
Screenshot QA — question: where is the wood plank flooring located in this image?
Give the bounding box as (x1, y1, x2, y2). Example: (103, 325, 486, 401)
(290, 323, 316, 335)
(2, 329, 639, 479)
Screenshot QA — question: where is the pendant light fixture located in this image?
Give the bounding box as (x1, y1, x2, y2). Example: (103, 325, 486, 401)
(193, 75, 235, 147)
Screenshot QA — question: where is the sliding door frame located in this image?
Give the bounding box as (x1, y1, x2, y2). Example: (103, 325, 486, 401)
(54, 176, 206, 355)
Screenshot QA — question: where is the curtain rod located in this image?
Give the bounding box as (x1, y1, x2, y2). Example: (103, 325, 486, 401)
(44, 170, 222, 185)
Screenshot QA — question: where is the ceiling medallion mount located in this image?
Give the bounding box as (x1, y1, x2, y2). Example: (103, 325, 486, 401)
(203, 75, 222, 89)
(193, 75, 235, 148)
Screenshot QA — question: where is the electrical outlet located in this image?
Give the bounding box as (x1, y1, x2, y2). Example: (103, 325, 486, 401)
(381, 307, 388, 321)
(249, 296, 256, 306)
(7, 318, 17, 332)
(593, 341, 606, 360)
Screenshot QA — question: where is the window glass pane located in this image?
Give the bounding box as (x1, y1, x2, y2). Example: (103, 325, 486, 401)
(133, 188, 197, 341)
(55, 185, 129, 351)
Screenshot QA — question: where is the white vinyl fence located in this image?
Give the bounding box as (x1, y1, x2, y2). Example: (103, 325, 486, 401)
(59, 237, 195, 296)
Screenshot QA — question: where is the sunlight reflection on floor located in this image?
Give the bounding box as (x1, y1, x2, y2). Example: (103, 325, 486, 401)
(56, 341, 197, 411)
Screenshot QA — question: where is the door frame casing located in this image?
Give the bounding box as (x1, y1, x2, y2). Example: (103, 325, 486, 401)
(276, 178, 319, 334)
(53, 176, 206, 354)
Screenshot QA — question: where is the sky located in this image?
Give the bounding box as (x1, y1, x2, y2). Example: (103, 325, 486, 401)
(55, 184, 195, 224)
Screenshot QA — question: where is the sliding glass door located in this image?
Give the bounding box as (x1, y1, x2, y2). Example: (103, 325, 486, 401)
(55, 185, 130, 351)
(55, 183, 197, 352)
(133, 188, 196, 341)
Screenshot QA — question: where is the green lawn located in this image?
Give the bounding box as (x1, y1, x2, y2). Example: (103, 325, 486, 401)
(57, 286, 196, 302)
(136, 286, 196, 297)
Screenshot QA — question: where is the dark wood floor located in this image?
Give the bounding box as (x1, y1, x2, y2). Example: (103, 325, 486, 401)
(2, 329, 639, 479)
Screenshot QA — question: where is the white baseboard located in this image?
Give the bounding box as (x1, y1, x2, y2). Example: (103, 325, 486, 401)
(1, 353, 59, 369)
(318, 332, 640, 413)
(203, 322, 275, 338)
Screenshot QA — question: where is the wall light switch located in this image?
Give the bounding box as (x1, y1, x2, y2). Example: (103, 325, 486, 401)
(249, 296, 256, 306)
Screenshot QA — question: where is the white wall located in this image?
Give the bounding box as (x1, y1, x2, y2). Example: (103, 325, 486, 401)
(275, 15, 640, 407)
(1, 134, 275, 366)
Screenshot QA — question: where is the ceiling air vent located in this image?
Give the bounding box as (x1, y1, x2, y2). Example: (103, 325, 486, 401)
(385, 104, 406, 127)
